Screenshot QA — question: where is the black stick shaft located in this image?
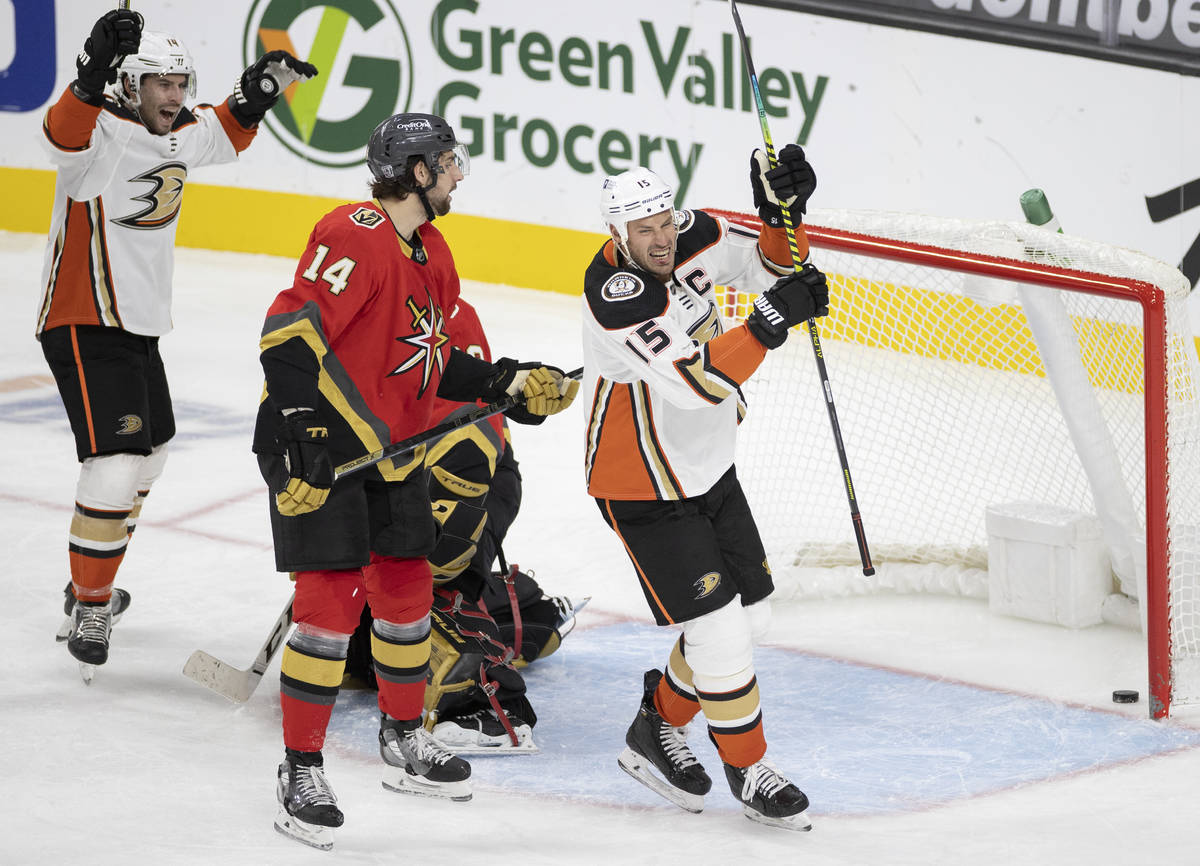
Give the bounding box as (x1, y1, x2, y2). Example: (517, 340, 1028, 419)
(729, 0, 874, 575)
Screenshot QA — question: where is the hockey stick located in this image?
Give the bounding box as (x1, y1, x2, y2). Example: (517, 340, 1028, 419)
(729, 0, 874, 575)
(182, 594, 293, 703)
(333, 366, 583, 480)
(182, 366, 582, 702)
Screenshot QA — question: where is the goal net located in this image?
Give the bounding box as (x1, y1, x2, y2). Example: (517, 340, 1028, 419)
(710, 207, 1200, 719)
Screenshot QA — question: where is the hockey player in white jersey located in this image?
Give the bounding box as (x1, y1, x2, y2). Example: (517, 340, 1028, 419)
(581, 151, 826, 831)
(36, 8, 317, 682)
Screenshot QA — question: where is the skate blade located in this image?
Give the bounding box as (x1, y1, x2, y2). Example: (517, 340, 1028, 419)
(274, 809, 335, 850)
(617, 747, 705, 813)
(742, 804, 812, 832)
(432, 724, 539, 755)
(381, 769, 472, 802)
(78, 663, 96, 685)
(55, 615, 73, 642)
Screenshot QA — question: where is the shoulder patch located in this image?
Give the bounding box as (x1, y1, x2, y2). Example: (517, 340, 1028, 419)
(675, 208, 696, 233)
(601, 273, 644, 302)
(349, 207, 385, 228)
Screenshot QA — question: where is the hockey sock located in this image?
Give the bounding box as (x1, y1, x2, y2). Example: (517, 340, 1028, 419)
(655, 636, 702, 727)
(694, 668, 766, 768)
(280, 626, 350, 752)
(371, 615, 431, 721)
(68, 453, 148, 602)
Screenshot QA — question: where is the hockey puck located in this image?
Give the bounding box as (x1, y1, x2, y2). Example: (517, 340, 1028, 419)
(1112, 689, 1139, 704)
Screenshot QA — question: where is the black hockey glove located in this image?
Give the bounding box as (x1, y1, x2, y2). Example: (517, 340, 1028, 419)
(74, 9, 143, 101)
(274, 410, 334, 516)
(745, 264, 829, 350)
(750, 144, 817, 228)
(231, 50, 319, 126)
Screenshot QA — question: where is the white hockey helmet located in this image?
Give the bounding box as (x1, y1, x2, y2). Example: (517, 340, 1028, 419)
(599, 167, 675, 244)
(114, 31, 197, 109)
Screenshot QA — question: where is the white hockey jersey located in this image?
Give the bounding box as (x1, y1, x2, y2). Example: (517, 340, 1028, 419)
(36, 87, 255, 337)
(582, 208, 807, 500)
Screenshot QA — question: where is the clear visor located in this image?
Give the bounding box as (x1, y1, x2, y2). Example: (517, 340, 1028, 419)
(435, 144, 471, 177)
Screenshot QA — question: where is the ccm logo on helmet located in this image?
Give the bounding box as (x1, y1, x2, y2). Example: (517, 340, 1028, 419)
(602, 273, 643, 302)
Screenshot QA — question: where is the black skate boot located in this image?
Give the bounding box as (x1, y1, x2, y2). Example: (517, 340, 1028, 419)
(379, 715, 472, 801)
(617, 669, 712, 813)
(723, 758, 812, 831)
(274, 749, 344, 851)
(57, 582, 130, 642)
(66, 600, 112, 685)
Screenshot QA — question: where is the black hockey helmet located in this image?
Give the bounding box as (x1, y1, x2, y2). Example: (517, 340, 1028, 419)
(366, 113, 469, 186)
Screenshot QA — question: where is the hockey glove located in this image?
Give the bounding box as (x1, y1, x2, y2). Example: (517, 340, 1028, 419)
(274, 410, 334, 516)
(488, 360, 579, 418)
(750, 144, 817, 228)
(745, 264, 830, 350)
(75, 9, 143, 101)
(231, 50, 318, 125)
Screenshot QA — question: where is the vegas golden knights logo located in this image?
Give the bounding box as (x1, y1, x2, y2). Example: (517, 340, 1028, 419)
(694, 571, 721, 599)
(349, 207, 384, 228)
(114, 162, 188, 229)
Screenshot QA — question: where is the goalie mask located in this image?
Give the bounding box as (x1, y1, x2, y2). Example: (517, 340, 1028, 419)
(367, 113, 470, 189)
(600, 167, 675, 245)
(114, 30, 197, 110)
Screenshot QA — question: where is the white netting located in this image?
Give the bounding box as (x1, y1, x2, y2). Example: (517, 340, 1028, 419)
(714, 208, 1200, 713)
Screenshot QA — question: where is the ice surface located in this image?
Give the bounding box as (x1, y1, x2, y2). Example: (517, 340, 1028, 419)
(4, 231, 1200, 864)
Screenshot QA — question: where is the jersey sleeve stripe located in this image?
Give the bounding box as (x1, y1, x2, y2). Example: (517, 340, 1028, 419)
(213, 100, 257, 153)
(261, 304, 425, 482)
(42, 87, 102, 151)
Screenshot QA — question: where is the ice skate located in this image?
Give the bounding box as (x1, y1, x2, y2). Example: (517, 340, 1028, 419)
(723, 758, 812, 831)
(547, 594, 589, 639)
(379, 714, 472, 801)
(617, 669, 711, 813)
(274, 749, 343, 851)
(65, 599, 114, 683)
(56, 583, 130, 642)
(431, 707, 538, 755)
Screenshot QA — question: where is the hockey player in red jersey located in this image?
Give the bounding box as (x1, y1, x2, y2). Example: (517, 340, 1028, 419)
(341, 294, 585, 755)
(36, 8, 317, 681)
(582, 151, 827, 831)
(254, 112, 577, 851)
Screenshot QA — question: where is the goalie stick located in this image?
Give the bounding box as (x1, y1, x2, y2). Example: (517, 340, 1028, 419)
(183, 366, 582, 702)
(729, 0, 874, 576)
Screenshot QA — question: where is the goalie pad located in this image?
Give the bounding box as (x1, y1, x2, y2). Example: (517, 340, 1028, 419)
(429, 498, 487, 581)
(423, 588, 535, 734)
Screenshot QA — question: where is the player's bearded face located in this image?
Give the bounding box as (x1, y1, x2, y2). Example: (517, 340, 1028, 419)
(426, 152, 464, 217)
(136, 73, 189, 135)
(624, 210, 677, 280)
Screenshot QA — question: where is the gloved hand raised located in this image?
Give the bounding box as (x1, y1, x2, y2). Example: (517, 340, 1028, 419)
(232, 50, 318, 124)
(745, 263, 830, 350)
(489, 359, 580, 418)
(75, 9, 143, 98)
(750, 144, 817, 229)
(274, 409, 334, 516)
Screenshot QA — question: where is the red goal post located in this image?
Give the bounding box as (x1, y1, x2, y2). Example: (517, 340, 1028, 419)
(708, 207, 1200, 719)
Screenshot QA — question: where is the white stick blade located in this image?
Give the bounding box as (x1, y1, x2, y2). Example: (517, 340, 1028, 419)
(182, 650, 257, 703)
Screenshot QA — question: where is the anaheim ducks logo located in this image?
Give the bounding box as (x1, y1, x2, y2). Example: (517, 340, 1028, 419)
(386, 287, 450, 397)
(694, 571, 721, 599)
(115, 414, 143, 435)
(114, 162, 188, 229)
